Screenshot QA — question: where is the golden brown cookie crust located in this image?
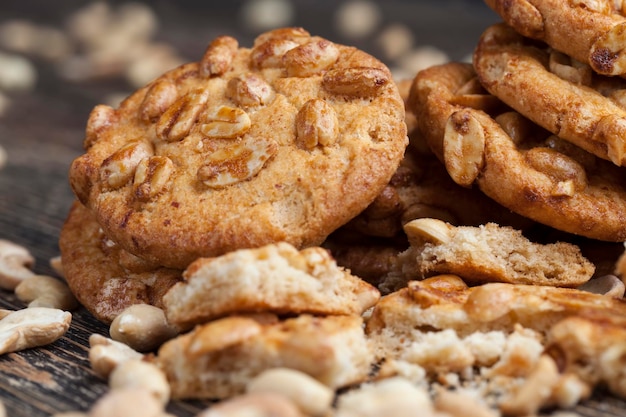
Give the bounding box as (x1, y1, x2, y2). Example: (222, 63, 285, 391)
(69, 27, 408, 269)
(59, 201, 182, 324)
(474, 23, 626, 166)
(162, 242, 380, 328)
(155, 314, 373, 399)
(484, 0, 626, 76)
(409, 61, 626, 241)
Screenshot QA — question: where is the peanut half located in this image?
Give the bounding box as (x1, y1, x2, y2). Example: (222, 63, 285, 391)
(0, 307, 71, 355)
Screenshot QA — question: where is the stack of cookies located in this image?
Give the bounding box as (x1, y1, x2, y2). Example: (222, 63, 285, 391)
(409, 3, 626, 244)
(59, 27, 408, 323)
(59, 27, 407, 400)
(58, 12, 626, 416)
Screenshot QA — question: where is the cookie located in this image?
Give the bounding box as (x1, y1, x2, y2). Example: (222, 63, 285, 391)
(58, 201, 182, 324)
(408, 60, 626, 242)
(547, 315, 626, 399)
(162, 242, 380, 328)
(155, 314, 373, 399)
(69, 27, 408, 269)
(473, 23, 626, 166)
(380, 218, 594, 292)
(366, 275, 626, 370)
(367, 275, 626, 414)
(484, 0, 626, 76)
(367, 274, 626, 362)
(341, 133, 533, 240)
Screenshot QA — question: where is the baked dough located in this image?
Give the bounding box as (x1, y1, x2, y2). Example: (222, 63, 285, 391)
(69, 27, 408, 269)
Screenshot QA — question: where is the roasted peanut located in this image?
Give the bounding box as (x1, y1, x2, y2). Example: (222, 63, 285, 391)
(88, 334, 143, 378)
(99, 141, 153, 190)
(247, 368, 334, 416)
(578, 274, 625, 298)
(15, 275, 79, 311)
(0, 239, 36, 290)
(109, 304, 179, 352)
(0, 307, 71, 355)
(109, 358, 170, 405)
(443, 109, 485, 187)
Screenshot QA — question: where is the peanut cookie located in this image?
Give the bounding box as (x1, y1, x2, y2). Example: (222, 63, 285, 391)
(370, 275, 626, 337)
(474, 23, 626, 166)
(155, 314, 373, 399)
(367, 275, 626, 378)
(69, 27, 408, 269)
(380, 218, 594, 292)
(58, 201, 182, 324)
(409, 61, 626, 241)
(366, 275, 626, 412)
(341, 133, 533, 239)
(162, 242, 380, 328)
(324, 141, 532, 285)
(484, 0, 626, 76)
(547, 315, 626, 399)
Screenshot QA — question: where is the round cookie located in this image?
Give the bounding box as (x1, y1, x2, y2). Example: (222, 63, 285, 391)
(484, 0, 626, 76)
(59, 201, 182, 324)
(341, 136, 533, 239)
(473, 23, 626, 167)
(69, 27, 408, 269)
(408, 61, 626, 242)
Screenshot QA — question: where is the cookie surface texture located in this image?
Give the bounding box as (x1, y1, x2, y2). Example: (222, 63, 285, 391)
(163, 242, 380, 328)
(69, 27, 408, 268)
(483, 0, 626, 76)
(394, 218, 594, 288)
(409, 61, 626, 242)
(58, 201, 182, 324)
(155, 314, 373, 399)
(474, 23, 626, 166)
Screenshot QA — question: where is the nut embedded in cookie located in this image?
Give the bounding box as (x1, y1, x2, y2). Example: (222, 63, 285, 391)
(68, 27, 408, 269)
(380, 218, 595, 291)
(409, 60, 626, 242)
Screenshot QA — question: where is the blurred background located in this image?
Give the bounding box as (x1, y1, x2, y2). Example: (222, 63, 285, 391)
(0, 0, 499, 124)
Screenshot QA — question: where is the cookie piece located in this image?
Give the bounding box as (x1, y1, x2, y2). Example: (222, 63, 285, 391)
(367, 275, 626, 413)
(58, 201, 182, 324)
(368, 275, 626, 351)
(69, 27, 408, 269)
(547, 315, 626, 399)
(474, 23, 626, 166)
(484, 0, 626, 76)
(155, 314, 373, 399)
(409, 60, 626, 241)
(162, 242, 380, 328)
(380, 218, 594, 292)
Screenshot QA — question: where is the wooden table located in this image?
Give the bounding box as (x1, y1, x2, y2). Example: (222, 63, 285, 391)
(0, 1, 625, 415)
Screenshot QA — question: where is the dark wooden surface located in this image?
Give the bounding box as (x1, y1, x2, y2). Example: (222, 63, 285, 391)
(0, 1, 625, 415)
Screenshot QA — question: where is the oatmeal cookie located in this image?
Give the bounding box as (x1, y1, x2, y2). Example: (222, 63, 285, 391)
(409, 61, 626, 241)
(58, 201, 182, 324)
(69, 27, 408, 269)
